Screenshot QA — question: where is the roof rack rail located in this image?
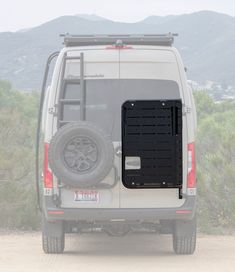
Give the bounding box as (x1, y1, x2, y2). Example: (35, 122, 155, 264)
(61, 33, 178, 47)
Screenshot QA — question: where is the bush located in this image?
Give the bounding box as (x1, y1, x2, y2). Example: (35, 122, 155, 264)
(0, 80, 40, 229)
(195, 92, 235, 232)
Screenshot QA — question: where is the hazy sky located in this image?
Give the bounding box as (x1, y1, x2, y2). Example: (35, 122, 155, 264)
(0, 0, 234, 32)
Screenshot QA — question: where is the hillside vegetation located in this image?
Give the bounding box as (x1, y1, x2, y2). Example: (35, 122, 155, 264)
(0, 80, 39, 228)
(0, 80, 235, 232)
(194, 92, 235, 232)
(0, 11, 235, 90)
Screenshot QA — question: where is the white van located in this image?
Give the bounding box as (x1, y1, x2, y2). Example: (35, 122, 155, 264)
(36, 34, 197, 255)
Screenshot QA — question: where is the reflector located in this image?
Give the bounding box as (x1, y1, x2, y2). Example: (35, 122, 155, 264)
(44, 143, 53, 188)
(187, 142, 196, 188)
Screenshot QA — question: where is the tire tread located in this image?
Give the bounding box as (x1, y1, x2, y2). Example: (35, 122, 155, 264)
(42, 235, 65, 254)
(173, 233, 196, 255)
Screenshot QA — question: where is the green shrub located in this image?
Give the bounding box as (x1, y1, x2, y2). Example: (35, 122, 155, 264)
(0, 80, 40, 229)
(195, 92, 235, 232)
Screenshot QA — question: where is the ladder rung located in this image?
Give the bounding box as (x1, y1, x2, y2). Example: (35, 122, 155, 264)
(65, 56, 81, 61)
(60, 99, 81, 104)
(59, 120, 78, 124)
(63, 78, 81, 84)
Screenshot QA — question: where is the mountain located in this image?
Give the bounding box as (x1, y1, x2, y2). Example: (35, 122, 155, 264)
(140, 15, 177, 25)
(140, 11, 235, 85)
(0, 11, 234, 90)
(76, 14, 107, 21)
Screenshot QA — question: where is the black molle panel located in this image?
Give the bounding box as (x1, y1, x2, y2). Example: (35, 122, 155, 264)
(122, 100, 182, 190)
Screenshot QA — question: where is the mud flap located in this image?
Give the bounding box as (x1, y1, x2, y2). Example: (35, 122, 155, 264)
(42, 214, 64, 237)
(174, 217, 196, 237)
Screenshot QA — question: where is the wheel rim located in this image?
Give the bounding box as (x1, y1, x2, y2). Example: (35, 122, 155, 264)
(63, 136, 98, 173)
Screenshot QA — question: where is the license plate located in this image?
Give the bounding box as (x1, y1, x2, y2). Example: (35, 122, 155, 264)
(74, 190, 99, 203)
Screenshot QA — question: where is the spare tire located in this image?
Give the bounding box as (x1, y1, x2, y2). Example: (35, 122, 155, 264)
(48, 122, 114, 187)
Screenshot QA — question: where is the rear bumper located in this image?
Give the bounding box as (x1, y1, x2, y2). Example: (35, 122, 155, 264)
(45, 196, 196, 221)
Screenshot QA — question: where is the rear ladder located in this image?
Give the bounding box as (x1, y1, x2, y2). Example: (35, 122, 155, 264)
(57, 52, 85, 128)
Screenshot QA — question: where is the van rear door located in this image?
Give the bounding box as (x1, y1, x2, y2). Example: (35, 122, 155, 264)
(59, 48, 121, 209)
(119, 48, 186, 208)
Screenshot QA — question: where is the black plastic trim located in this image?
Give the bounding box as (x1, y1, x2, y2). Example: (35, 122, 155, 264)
(46, 197, 196, 221)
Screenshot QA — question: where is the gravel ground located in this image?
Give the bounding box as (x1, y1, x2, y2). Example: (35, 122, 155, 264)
(0, 232, 235, 272)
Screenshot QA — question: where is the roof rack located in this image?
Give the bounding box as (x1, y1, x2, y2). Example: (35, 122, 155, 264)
(61, 33, 178, 47)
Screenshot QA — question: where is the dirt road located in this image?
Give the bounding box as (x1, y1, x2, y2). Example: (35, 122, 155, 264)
(0, 232, 234, 272)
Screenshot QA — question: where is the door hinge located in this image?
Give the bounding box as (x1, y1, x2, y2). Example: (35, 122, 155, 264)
(182, 104, 191, 115)
(48, 104, 58, 116)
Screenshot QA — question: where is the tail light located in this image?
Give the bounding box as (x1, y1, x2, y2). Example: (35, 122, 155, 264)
(43, 143, 53, 188)
(187, 142, 196, 188)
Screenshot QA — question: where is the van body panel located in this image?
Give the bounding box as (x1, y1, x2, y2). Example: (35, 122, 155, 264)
(66, 49, 120, 80)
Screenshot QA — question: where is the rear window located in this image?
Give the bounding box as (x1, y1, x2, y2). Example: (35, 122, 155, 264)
(59, 79, 180, 140)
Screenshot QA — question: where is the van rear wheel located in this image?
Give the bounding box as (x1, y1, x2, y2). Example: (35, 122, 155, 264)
(42, 215, 65, 254)
(172, 216, 197, 255)
(42, 235, 65, 254)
